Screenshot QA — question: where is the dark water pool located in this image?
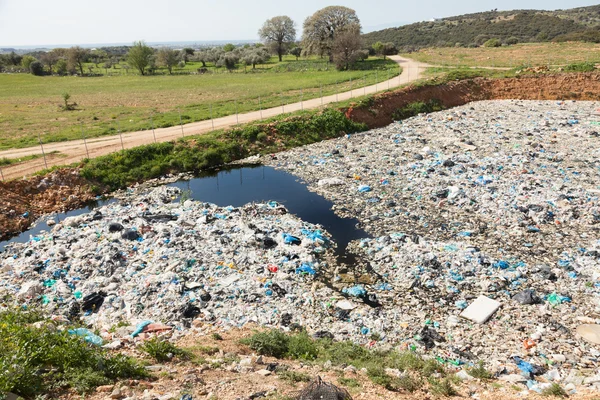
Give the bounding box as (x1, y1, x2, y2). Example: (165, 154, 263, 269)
(1, 166, 369, 263)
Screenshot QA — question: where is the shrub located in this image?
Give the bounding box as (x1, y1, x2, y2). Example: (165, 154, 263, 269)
(241, 330, 290, 358)
(392, 99, 444, 120)
(21, 55, 37, 69)
(542, 383, 568, 398)
(564, 62, 596, 72)
(139, 337, 191, 362)
(278, 370, 311, 383)
(506, 36, 519, 45)
(0, 308, 147, 397)
(483, 38, 502, 47)
(30, 60, 44, 76)
(55, 59, 68, 75)
(287, 331, 319, 360)
(469, 361, 493, 379)
(257, 132, 268, 142)
(428, 377, 458, 397)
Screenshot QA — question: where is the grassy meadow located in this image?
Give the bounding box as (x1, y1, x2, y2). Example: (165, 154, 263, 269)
(0, 56, 399, 150)
(401, 42, 600, 68)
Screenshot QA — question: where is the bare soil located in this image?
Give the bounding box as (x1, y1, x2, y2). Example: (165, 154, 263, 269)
(68, 327, 599, 400)
(345, 72, 600, 128)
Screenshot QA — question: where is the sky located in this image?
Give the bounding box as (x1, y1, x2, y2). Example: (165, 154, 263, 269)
(0, 0, 598, 47)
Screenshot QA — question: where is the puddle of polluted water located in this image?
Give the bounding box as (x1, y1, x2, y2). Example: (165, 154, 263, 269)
(1, 166, 369, 264)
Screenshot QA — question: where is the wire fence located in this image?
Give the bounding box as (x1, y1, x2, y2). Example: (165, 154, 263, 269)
(0, 64, 420, 181)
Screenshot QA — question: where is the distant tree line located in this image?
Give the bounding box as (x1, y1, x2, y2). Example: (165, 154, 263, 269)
(0, 5, 399, 77)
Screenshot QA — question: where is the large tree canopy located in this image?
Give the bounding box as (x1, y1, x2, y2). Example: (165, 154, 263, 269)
(127, 41, 154, 76)
(302, 6, 361, 62)
(258, 15, 296, 62)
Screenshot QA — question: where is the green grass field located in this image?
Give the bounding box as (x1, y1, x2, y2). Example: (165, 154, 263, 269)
(0, 56, 399, 150)
(401, 42, 600, 68)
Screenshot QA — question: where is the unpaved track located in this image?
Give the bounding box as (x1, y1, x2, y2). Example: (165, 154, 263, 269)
(0, 56, 428, 180)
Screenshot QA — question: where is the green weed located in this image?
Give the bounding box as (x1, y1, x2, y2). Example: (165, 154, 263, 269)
(428, 377, 458, 397)
(277, 370, 311, 383)
(338, 377, 361, 388)
(139, 337, 191, 362)
(0, 307, 147, 397)
(469, 361, 493, 380)
(542, 383, 568, 397)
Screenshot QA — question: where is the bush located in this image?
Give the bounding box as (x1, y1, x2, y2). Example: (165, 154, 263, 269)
(392, 99, 444, 120)
(483, 38, 502, 47)
(29, 60, 44, 76)
(0, 308, 148, 397)
(257, 131, 268, 142)
(21, 55, 37, 69)
(542, 383, 568, 398)
(241, 330, 290, 358)
(287, 331, 319, 360)
(564, 62, 596, 72)
(139, 337, 191, 362)
(506, 36, 519, 45)
(469, 361, 493, 379)
(428, 377, 458, 396)
(55, 59, 68, 75)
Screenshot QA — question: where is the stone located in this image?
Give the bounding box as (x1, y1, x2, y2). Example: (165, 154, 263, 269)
(256, 369, 272, 376)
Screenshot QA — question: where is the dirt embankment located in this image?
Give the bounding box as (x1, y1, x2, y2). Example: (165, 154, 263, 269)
(3, 72, 600, 244)
(345, 72, 600, 128)
(0, 170, 99, 241)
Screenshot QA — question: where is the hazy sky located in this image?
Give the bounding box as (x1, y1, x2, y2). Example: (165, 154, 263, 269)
(0, 0, 598, 47)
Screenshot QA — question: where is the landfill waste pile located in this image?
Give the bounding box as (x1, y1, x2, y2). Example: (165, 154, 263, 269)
(3, 99, 600, 395)
(261, 100, 600, 393)
(0, 187, 339, 341)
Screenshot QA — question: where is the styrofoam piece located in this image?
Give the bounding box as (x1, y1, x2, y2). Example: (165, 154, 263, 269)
(460, 295, 501, 324)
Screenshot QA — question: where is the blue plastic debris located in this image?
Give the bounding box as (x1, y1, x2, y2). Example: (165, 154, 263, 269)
(295, 263, 316, 275)
(68, 328, 103, 346)
(358, 185, 372, 193)
(455, 300, 468, 309)
(131, 320, 153, 338)
(282, 234, 301, 245)
(493, 260, 510, 270)
(343, 285, 367, 297)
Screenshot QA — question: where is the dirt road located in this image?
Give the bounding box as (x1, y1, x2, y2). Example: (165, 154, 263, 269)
(0, 56, 429, 180)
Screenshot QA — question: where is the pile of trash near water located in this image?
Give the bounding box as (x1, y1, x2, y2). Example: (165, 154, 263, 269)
(261, 100, 600, 393)
(3, 99, 600, 394)
(0, 187, 339, 338)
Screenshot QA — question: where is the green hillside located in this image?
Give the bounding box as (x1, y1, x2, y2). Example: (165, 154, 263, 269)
(363, 5, 600, 49)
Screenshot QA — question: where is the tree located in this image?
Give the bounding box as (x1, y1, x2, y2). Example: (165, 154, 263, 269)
(40, 51, 59, 73)
(372, 41, 384, 57)
(68, 46, 90, 75)
(21, 55, 37, 70)
(382, 42, 398, 58)
(156, 48, 179, 74)
(127, 41, 154, 75)
(332, 25, 363, 70)
(29, 61, 44, 76)
(223, 43, 235, 52)
(241, 48, 270, 70)
(289, 46, 302, 61)
(302, 6, 361, 63)
(181, 47, 194, 62)
(258, 16, 296, 62)
(195, 50, 209, 67)
(216, 52, 239, 71)
(55, 59, 68, 75)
